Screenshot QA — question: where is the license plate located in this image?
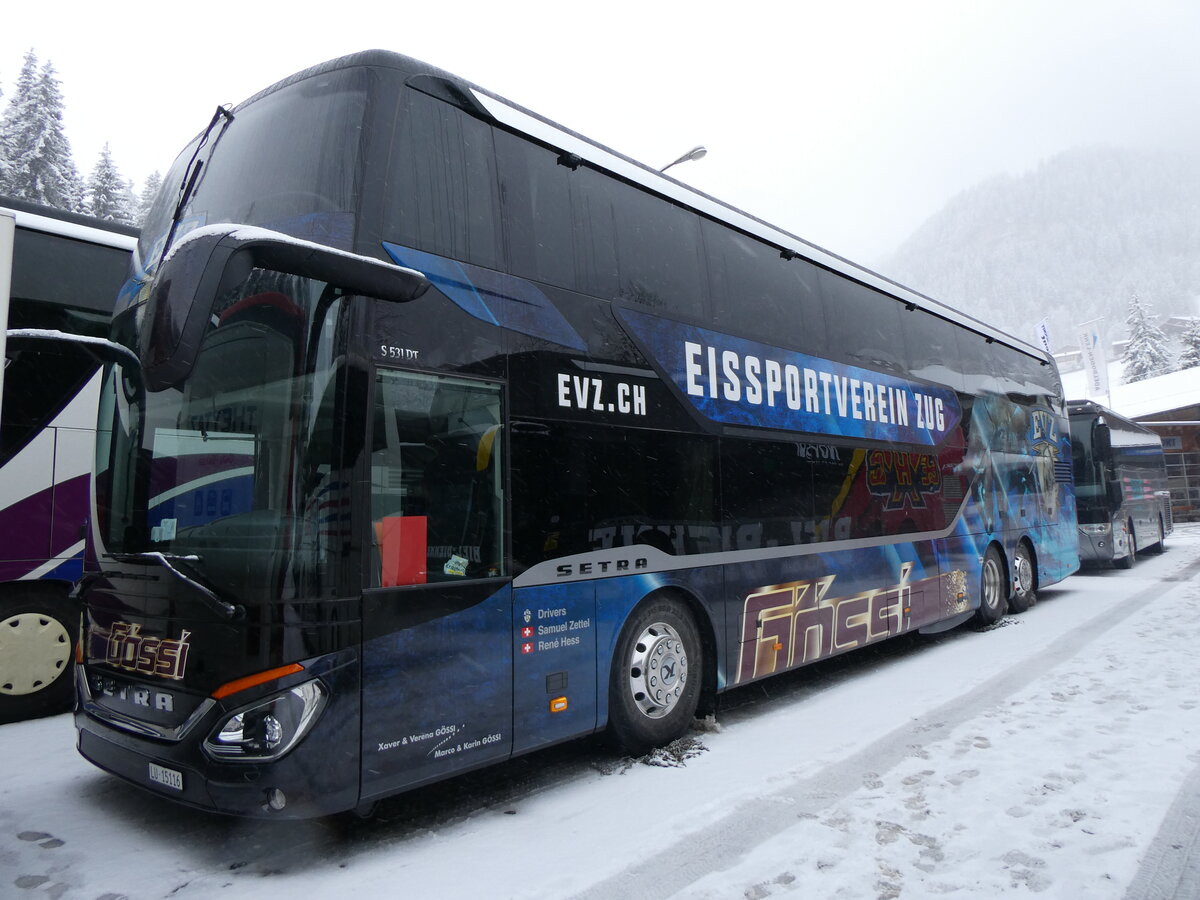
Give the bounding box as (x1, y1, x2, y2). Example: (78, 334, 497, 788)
(148, 762, 183, 792)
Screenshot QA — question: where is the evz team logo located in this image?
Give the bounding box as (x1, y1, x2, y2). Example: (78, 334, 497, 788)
(90, 621, 192, 680)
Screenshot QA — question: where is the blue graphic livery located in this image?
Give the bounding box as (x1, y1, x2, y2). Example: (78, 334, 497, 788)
(617, 308, 962, 446)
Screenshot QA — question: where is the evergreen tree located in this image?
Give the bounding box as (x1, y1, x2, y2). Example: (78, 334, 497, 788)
(1178, 317, 1200, 370)
(0, 49, 40, 197)
(0, 54, 83, 211)
(136, 169, 162, 224)
(1121, 293, 1174, 383)
(0, 69, 7, 191)
(86, 143, 135, 223)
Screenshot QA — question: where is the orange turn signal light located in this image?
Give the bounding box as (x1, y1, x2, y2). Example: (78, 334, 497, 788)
(549, 696, 568, 713)
(212, 663, 305, 700)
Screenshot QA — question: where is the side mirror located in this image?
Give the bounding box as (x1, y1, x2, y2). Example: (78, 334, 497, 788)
(1093, 421, 1112, 456)
(140, 225, 430, 390)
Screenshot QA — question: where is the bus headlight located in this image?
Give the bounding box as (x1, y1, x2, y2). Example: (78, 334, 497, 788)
(204, 680, 327, 762)
(1080, 524, 1111, 536)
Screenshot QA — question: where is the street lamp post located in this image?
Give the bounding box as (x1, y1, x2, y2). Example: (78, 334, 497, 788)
(660, 145, 707, 173)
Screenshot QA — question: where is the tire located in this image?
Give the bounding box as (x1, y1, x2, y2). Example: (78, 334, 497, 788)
(0, 589, 78, 724)
(1113, 520, 1136, 569)
(1008, 541, 1037, 614)
(608, 597, 702, 755)
(974, 545, 1008, 626)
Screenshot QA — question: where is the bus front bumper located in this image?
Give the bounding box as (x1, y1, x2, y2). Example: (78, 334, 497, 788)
(74, 665, 360, 819)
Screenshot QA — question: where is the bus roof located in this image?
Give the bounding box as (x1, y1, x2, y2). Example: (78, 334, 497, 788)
(0, 196, 139, 251)
(220, 49, 1045, 363)
(1067, 399, 1163, 439)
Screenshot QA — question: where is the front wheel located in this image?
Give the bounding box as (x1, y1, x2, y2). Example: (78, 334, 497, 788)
(608, 597, 702, 755)
(0, 590, 77, 724)
(974, 546, 1008, 626)
(1008, 542, 1037, 613)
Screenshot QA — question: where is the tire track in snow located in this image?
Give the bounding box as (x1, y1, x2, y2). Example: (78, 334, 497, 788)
(1122, 686, 1200, 900)
(571, 552, 1200, 900)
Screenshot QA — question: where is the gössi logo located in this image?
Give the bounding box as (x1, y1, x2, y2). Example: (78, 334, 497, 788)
(89, 621, 192, 681)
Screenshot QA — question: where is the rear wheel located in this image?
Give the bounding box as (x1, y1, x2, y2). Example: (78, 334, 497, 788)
(1008, 541, 1036, 613)
(1114, 520, 1136, 569)
(608, 597, 702, 755)
(974, 546, 1008, 626)
(0, 590, 77, 724)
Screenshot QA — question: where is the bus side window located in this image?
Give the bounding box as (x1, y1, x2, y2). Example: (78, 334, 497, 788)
(494, 129, 575, 288)
(703, 219, 827, 356)
(370, 369, 505, 587)
(382, 89, 503, 272)
(818, 270, 907, 375)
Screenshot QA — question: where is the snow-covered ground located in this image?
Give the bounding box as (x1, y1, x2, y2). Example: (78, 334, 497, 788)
(4, 526, 1200, 900)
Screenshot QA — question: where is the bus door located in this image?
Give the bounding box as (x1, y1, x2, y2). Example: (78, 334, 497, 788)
(359, 368, 512, 800)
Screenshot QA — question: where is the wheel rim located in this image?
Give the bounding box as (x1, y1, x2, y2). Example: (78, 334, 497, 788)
(0, 612, 71, 696)
(1014, 549, 1034, 598)
(626, 621, 688, 719)
(982, 554, 1005, 616)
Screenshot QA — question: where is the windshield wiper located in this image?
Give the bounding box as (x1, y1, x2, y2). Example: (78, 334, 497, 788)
(156, 104, 235, 274)
(117, 551, 244, 620)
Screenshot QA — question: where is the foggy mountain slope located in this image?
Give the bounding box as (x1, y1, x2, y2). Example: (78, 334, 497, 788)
(882, 146, 1200, 348)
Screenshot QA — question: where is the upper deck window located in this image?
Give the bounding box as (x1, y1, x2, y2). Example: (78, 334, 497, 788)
(378, 88, 502, 271)
(495, 129, 575, 288)
(703, 220, 827, 355)
(819, 270, 907, 376)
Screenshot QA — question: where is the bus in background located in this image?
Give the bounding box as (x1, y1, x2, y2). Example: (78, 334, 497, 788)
(0, 198, 137, 723)
(75, 51, 1078, 818)
(1068, 399, 1171, 567)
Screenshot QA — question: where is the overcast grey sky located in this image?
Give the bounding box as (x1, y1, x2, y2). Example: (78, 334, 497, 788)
(3, 0, 1198, 267)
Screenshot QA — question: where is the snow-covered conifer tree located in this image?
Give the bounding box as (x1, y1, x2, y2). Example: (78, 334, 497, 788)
(0, 54, 83, 211)
(0, 71, 7, 191)
(1121, 293, 1174, 383)
(1178, 317, 1200, 370)
(0, 50, 40, 197)
(86, 143, 135, 223)
(136, 169, 162, 224)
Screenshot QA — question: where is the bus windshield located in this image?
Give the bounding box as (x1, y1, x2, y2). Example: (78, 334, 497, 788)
(136, 63, 368, 284)
(95, 269, 344, 604)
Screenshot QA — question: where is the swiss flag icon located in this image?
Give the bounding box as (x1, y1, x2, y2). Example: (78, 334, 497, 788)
(521, 642, 535, 655)
(521, 626, 534, 639)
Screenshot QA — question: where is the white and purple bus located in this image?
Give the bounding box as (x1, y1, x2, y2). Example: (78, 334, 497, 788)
(0, 198, 136, 723)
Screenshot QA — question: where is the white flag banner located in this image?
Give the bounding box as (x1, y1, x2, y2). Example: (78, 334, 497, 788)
(1077, 319, 1109, 398)
(1035, 319, 1052, 355)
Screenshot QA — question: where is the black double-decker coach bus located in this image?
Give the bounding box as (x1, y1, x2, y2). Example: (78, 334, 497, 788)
(74, 51, 1078, 817)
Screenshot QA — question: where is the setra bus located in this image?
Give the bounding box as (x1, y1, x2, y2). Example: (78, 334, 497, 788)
(1068, 399, 1171, 567)
(74, 51, 1078, 818)
(0, 198, 137, 723)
